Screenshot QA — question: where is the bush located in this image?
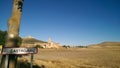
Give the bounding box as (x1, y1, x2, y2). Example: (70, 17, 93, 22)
(0, 30, 7, 46)
(0, 30, 22, 47)
(35, 45, 43, 48)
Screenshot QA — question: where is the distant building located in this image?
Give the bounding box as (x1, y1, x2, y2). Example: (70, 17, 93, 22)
(36, 37, 62, 49)
(21, 37, 62, 49)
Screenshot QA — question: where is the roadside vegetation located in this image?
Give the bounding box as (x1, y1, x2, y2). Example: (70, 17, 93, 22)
(0, 30, 7, 46)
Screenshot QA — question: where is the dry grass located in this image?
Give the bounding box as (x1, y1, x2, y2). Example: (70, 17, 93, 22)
(18, 47, 120, 68)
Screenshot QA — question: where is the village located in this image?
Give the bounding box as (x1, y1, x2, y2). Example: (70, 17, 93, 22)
(21, 36, 63, 49)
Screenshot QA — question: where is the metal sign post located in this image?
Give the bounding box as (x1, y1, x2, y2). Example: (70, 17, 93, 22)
(30, 54, 33, 68)
(5, 55, 9, 68)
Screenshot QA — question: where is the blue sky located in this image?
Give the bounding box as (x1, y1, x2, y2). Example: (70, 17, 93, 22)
(0, 0, 120, 46)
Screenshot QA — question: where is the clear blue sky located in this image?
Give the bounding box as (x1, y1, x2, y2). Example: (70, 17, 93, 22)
(0, 0, 120, 46)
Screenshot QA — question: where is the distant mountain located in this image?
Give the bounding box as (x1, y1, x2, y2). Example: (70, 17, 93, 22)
(88, 42, 120, 48)
(22, 36, 46, 44)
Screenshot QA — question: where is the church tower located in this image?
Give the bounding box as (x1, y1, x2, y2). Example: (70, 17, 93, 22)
(48, 37, 51, 44)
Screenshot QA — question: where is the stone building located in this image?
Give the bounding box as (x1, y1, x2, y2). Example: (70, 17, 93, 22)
(21, 36, 62, 49)
(35, 38, 62, 49)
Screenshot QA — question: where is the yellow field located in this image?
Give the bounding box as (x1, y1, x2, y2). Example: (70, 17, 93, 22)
(18, 47, 120, 68)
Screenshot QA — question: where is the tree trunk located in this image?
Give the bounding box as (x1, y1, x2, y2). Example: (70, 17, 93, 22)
(0, 0, 24, 68)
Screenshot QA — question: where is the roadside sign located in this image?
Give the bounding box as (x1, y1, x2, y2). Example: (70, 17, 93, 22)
(1, 47, 38, 68)
(2, 47, 38, 55)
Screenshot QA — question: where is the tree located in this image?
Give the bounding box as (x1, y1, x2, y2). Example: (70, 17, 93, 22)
(0, 0, 24, 68)
(0, 30, 22, 47)
(0, 30, 7, 46)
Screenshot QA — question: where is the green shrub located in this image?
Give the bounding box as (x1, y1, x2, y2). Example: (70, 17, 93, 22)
(35, 45, 43, 48)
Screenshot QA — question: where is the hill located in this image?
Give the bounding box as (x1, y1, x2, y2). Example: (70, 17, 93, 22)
(88, 42, 120, 48)
(22, 36, 46, 44)
(21, 36, 62, 48)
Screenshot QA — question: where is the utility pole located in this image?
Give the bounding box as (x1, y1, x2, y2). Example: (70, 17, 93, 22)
(0, 0, 24, 68)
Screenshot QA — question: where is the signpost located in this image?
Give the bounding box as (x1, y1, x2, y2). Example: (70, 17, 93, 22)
(2, 47, 37, 55)
(1, 47, 38, 68)
(31, 54, 34, 68)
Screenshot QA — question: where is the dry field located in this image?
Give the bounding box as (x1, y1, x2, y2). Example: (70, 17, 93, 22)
(18, 47, 120, 68)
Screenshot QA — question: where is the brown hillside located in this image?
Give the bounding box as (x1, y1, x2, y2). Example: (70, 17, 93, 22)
(89, 42, 120, 48)
(22, 37, 46, 44)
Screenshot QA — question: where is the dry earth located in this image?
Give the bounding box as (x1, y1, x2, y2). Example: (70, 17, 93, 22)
(18, 47, 120, 68)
